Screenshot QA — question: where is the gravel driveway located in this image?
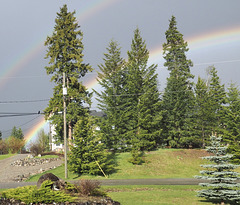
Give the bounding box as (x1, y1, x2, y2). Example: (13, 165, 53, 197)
(0, 154, 63, 183)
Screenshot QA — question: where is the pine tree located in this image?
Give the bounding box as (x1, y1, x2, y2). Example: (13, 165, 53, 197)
(11, 126, 24, 140)
(44, 5, 92, 142)
(124, 28, 161, 151)
(94, 40, 128, 151)
(224, 83, 240, 163)
(161, 16, 195, 148)
(68, 113, 115, 176)
(194, 76, 213, 147)
(207, 66, 226, 136)
(196, 136, 240, 204)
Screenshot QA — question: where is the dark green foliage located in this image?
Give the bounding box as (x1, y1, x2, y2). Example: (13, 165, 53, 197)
(11, 126, 24, 139)
(196, 136, 240, 204)
(224, 83, 240, 163)
(207, 66, 227, 136)
(94, 40, 128, 151)
(193, 76, 213, 147)
(128, 148, 145, 165)
(68, 114, 115, 176)
(44, 4, 91, 142)
(161, 16, 195, 148)
(124, 28, 161, 152)
(1, 181, 75, 204)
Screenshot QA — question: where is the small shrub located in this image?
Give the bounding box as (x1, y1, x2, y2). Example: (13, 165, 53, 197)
(0, 140, 8, 154)
(1, 180, 75, 204)
(74, 179, 106, 197)
(129, 149, 145, 165)
(4, 136, 25, 154)
(29, 143, 44, 156)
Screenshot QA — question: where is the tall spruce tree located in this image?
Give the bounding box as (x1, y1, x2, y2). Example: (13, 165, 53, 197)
(196, 136, 240, 204)
(124, 28, 161, 152)
(194, 76, 212, 147)
(94, 40, 128, 151)
(44, 5, 92, 142)
(161, 16, 195, 148)
(224, 83, 240, 163)
(208, 66, 226, 136)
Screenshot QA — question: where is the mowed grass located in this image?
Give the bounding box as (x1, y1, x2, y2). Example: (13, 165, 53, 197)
(103, 185, 212, 205)
(0, 185, 212, 205)
(0, 154, 15, 160)
(27, 149, 209, 181)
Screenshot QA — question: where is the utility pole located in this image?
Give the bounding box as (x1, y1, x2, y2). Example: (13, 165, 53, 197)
(63, 72, 68, 179)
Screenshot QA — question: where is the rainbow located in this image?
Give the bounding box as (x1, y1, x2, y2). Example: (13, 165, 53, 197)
(0, 0, 119, 91)
(22, 0, 119, 146)
(24, 116, 48, 147)
(149, 26, 240, 65)
(23, 25, 240, 146)
(5, 3, 240, 145)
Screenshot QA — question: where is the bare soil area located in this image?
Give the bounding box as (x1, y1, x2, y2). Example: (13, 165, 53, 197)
(0, 154, 63, 183)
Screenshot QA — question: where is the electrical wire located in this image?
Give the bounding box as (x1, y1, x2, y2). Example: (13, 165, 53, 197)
(0, 112, 42, 118)
(1, 115, 42, 134)
(0, 99, 50, 104)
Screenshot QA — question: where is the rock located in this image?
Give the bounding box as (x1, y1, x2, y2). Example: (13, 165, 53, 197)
(37, 173, 66, 190)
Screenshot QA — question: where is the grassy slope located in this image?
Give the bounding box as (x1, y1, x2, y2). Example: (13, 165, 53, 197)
(1, 150, 232, 204)
(27, 149, 210, 181)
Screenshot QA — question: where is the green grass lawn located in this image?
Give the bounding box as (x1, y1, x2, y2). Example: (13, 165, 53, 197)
(27, 149, 209, 182)
(0, 154, 15, 160)
(103, 185, 212, 205)
(0, 185, 212, 205)
(1, 150, 235, 204)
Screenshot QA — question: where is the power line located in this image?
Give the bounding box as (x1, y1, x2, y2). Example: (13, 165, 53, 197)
(0, 99, 50, 104)
(1, 115, 42, 134)
(0, 112, 42, 118)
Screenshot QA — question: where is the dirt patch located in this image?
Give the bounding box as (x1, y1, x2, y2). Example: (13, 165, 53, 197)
(172, 149, 210, 159)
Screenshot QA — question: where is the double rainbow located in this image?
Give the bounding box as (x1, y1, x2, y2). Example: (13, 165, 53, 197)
(1, 1, 239, 145)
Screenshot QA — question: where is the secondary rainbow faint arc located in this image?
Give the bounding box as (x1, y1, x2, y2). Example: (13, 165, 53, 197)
(24, 25, 240, 145)
(22, 0, 119, 145)
(0, 0, 118, 91)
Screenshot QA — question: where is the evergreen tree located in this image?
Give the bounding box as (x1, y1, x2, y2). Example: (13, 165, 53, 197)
(68, 113, 115, 176)
(194, 76, 212, 147)
(196, 136, 240, 204)
(124, 28, 161, 151)
(208, 66, 226, 136)
(11, 126, 24, 140)
(224, 83, 240, 163)
(0, 131, 2, 141)
(44, 4, 92, 142)
(161, 16, 195, 148)
(94, 40, 127, 151)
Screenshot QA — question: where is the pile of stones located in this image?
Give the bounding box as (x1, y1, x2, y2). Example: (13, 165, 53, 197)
(11, 156, 60, 167)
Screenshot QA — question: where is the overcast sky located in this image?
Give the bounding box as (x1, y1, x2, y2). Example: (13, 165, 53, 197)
(0, 0, 240, 139)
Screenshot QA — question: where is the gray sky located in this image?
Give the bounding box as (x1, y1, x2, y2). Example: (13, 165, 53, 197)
(0, 0, 240, 139)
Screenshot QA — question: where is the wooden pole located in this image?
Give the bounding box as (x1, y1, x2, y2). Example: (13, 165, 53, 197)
(63, 72, 68, 179)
